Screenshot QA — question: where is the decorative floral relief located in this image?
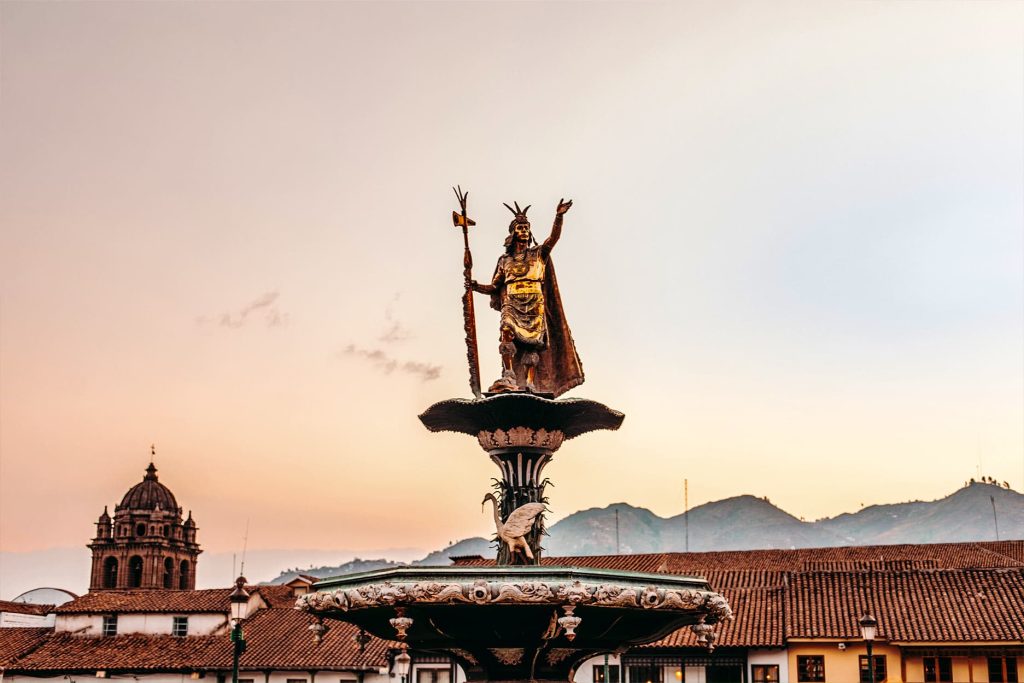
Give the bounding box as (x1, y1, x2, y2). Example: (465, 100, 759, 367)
(545, 648, 575, 666)
(704, 594, 733, 621)
(377, 582, 408, 606)
(493, 581, 555, 603)
(592, 585, 639, 608)
(345, 585, 381, 609)
(468, 579, 491, 604)
(407, 582, 472, 603)
(647, 588, 702, 610)
(447, 649, 479, 666)
(477, 427, 565, 451)
(489, 647, 525, 666)
(556, 580, 593, 605)
(296, 580, 730, 621)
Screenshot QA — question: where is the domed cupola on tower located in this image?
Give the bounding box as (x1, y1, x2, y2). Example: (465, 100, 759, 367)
(88, 454, 201, 591)
(119, 462, 179, 512)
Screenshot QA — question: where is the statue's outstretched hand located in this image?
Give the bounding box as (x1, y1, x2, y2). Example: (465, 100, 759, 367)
(556, 198, 573, 215)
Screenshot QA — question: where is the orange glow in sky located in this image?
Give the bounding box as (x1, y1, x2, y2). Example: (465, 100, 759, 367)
(1, 2, 1022, 576)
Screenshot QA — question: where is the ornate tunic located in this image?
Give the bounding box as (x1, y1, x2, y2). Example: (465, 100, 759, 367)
(486, 243, 584, 398)
(496, 246, 548, 348)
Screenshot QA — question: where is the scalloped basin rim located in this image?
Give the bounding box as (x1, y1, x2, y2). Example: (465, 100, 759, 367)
(312, 564, 710, 591)
(418, 394, 625, 440)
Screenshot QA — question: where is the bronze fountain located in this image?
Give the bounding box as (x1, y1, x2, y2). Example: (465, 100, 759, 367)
(298, 188, 731, 682)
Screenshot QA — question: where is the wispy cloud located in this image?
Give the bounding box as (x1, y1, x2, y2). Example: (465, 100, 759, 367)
(339, 293, 441, 381)
(379, 293, 412, 343)
(340, 344, 441, 382)
(197, 291, 287, 329)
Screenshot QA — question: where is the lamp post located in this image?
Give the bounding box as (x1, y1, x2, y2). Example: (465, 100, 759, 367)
(859, 614, 878, 683)
(229, 576, 250, 683)
(394, 648, 412, 683)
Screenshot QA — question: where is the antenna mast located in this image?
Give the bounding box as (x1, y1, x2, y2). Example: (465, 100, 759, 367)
(240, 518, 250, 576)
(684, 479, 690, 553)
(990, 496, 1000, 541)
(615, 509, 620, 555)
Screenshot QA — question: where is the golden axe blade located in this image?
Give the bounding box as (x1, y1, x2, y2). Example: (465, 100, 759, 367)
(452, 211, 476, 228)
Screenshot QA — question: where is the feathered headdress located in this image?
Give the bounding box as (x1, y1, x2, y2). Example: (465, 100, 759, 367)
(503, 201, 531, 231)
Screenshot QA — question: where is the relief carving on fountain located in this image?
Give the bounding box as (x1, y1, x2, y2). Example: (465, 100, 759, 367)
(477, 427, 565, 452)
(297, 580, 733, 622)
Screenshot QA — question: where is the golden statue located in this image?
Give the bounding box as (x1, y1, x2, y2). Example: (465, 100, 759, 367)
(467, 199, 584, 397)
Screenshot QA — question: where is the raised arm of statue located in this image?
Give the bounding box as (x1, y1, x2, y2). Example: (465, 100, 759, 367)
(541, 198, 572, 257)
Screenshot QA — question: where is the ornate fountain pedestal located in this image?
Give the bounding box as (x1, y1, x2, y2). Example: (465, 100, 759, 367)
(299, 565, 731, 683)
(419, 394, 624, 564)
(298, 394, 732, 682)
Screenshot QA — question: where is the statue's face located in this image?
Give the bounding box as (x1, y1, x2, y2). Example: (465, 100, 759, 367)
(513, 222, 532, 243)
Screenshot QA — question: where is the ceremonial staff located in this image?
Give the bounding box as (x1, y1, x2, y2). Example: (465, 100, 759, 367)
(452, 185, 482, 398)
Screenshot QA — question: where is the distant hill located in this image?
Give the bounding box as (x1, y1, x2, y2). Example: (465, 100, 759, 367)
(544, 482, 1021, 555)
(268, 558, 401, 584)
(819, 482, 1024, 545)
(268, 482, 1023, 581)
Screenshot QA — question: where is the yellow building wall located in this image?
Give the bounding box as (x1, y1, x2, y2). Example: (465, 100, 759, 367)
(787, 643, 904, 683)
(903, 656, 1022, 683)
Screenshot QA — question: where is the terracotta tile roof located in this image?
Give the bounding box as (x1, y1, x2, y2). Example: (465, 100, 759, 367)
(253, 584, 302, 608)
(8, 632, 232, 672)
(54, 586, 288, 614)
(453, 540, 1024, 573)
(239, 607, 393, 669)
(786, 568, 1024, 643)
(0, 627, 51, 666)
(0, 600, 54, 616)
(7, 607, 393, 673)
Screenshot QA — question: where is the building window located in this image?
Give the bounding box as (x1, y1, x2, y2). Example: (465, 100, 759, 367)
(102, 556, 119, 588)
(238, 680, 255, 683)
(753, 665, 780, 683)
(989, 657, 1019, 683)
(628, 666, 664, 683)
(417, 670, 451, 683)
(924, 657, 953, 683)
(594, 665, 621, 683)
(172, 616, 188, 637)
(179, 560, 190, 589)
(797, 656, 825, 683)
(286, 679, 307, 683)
(859, 656, 887, 683)
(136, 523, 146, 537)
(102, 615, 118, 636)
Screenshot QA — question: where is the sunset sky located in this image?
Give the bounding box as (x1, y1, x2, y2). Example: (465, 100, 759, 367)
(2, 1, 1022, 590)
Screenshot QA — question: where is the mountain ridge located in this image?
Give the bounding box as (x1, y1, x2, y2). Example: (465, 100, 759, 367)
(267, 481, 1023, 582)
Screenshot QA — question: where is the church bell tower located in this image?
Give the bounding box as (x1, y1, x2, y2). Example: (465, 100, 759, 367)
(88, 456, 202, 591)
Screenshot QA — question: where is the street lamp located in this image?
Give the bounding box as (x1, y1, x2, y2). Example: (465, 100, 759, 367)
(393, 648, 412, 683)
(229, 576, 250, 683)
(859, 614, 878, 683)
